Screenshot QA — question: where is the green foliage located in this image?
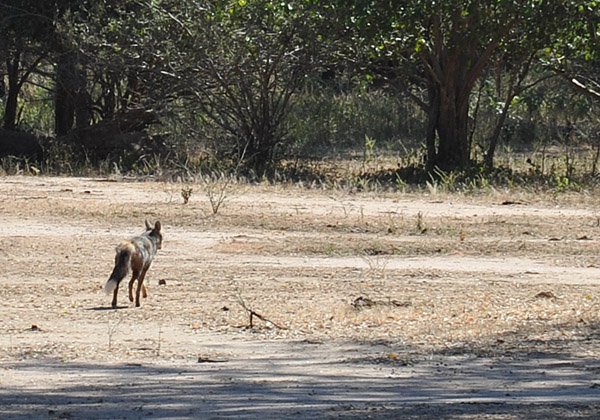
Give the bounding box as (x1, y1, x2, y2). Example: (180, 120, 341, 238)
(334, 0, 598, 170)
(0, 0, 599, 177)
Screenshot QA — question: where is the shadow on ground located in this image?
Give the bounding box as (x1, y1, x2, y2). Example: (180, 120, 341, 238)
(2, 339, 600, 420)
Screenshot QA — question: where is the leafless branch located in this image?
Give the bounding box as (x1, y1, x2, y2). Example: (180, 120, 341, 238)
(234, 287, 286, 330)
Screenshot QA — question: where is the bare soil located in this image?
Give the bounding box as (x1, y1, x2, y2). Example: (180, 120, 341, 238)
(2, 176, 600, 419)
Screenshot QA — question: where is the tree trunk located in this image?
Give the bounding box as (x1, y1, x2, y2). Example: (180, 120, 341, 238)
(3, 52, 21, 131)
(3, 49, 46, 131)
(484, 95, 512, 171)
(435, 84, 470, 171)
(244, 132, 274, 175)
(75, 85, 92, 129)
(419, 6, 517, 173)
(54, 53, 77, 136)
(484, 52, 552, 171)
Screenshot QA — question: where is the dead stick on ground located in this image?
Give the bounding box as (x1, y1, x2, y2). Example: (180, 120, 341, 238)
(234, 288, 286, 330)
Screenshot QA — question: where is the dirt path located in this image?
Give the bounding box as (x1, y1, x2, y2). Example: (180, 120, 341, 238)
(1, 176, 600, 419)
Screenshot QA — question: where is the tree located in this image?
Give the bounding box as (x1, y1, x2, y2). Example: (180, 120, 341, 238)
(343, 0, 589, 171)
(0, 1, 55, 131)
(50, 1, 164, 157)
(142, 0, 327, 173)
(411, 1, 585, 171)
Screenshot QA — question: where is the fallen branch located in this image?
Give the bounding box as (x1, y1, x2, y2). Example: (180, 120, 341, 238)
(234, 288, 286, 330)
(352, 296, 411, 310)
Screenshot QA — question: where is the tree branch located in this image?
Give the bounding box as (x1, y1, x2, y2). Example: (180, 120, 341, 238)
(234, 287, 286, 330)
(565, 76, 600, 100)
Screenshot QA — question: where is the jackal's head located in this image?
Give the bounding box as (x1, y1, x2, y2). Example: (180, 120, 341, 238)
(145, 220, 163, 249)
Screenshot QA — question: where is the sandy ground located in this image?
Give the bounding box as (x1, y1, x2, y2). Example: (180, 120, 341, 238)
(1, 176, 600, 419)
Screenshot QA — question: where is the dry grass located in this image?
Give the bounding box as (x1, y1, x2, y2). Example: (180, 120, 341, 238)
(1, 176, 600, 362)
(3, 175, 600, 418)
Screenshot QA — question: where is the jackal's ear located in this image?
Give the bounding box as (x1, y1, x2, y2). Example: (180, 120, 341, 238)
(145, 220, 152, 230)
(154, 221, 162, 232)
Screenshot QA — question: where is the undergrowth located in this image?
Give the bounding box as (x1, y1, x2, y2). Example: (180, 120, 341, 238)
(0, 147, 597, 197)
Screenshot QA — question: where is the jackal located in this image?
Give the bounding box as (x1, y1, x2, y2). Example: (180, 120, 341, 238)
(103, 221, 163, 308)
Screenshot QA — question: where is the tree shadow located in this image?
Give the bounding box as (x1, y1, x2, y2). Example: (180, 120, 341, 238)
(2, 319, 600, 419)
(2, 336, 600, 420)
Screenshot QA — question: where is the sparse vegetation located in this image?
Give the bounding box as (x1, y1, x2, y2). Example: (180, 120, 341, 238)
(180, 186, 193, 205)
(199, 171, 243, 215)
(2, 177, 600, 417)
(107, 311, 122, 352)
(2, 2, 600, 417)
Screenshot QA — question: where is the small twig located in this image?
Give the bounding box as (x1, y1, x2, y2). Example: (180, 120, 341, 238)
(157, 324, 163, 357)
(234, 287, 286, 330)
(107, 312, 122, 351)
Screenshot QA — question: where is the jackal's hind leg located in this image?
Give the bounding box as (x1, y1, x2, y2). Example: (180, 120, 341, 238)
(111, 286, 119, 309)
(128, 269, 141, 303)
(142, 284, 148, 298)
(135, 267, 150, 307)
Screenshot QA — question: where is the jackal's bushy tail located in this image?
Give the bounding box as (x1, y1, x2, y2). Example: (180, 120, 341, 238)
(103, 244, 133, 295)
